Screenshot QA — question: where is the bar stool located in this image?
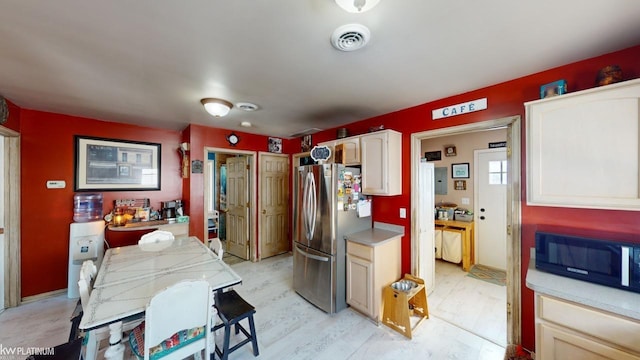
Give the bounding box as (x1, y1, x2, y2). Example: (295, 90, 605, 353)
(213, 290, 259, 360)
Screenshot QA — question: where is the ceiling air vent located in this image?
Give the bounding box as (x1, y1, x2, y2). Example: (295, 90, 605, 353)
(331, 24, 370, 52)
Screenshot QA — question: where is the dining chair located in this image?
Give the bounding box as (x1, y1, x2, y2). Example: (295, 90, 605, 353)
(78, 262, 142, 360)
(128, 279, 212, 360)
(208, 238, 224, 260)
(213, 289, 259, 360)
(138, 230, 175, 251)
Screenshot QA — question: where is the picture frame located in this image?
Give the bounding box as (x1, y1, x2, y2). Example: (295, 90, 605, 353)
(268, 137, 283, 153)
(454, 180, 467, 190)
(451, 163, 470, 179)
(301, 134, 312, 152)
(74, 136, 161, 191)
(424, 150, 442, 161)
(444, 145, 457, 157)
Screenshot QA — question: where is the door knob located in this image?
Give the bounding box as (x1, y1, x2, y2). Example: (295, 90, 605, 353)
(480, 208, 485, 212)
(262, 209, 266, 214)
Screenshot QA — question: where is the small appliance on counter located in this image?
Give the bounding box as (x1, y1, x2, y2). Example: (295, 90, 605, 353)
(535, 231, 640, 294)
(161, 199, 183, 223)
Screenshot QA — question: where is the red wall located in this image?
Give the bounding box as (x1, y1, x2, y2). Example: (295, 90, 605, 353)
(20, 110, 183, 297)
(310, 44, 640, 350)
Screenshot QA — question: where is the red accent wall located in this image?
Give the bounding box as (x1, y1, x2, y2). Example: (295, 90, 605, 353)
(310, 44, 640, 350)
(20, 110, 182, 297)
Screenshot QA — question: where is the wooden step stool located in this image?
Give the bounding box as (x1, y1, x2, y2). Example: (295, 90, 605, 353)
(382, 274, 429, 339)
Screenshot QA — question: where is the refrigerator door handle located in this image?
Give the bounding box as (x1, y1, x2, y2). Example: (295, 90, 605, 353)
(303, 171, 317, 241)
(295, 246, 329, 262)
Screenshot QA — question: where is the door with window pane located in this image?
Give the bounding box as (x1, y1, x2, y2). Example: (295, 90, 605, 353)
(475, 148, 507, 270)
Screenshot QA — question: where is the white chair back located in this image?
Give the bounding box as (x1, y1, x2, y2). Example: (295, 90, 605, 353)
(209, 238, 224, 260)
(78, 278, 91, 312)
(143, 280, 212, 360)
(138, 230, 175, 251)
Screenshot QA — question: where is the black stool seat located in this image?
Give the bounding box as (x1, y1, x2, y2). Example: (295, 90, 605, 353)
(26, 338, 82, 360)
(213, 290, 259, 360)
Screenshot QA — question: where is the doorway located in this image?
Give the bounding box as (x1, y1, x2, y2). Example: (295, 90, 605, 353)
(204, 148, 256, 262)
(0, 126, 20, 310)
(258, 152, 289, 259)
(411, 116, 522, 345)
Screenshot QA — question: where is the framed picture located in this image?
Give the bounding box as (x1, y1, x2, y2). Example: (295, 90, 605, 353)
(451, 163, 469, 178)
(424, 150, 442, 161)
(301, 134, 312, 152)
(74, 136, 161, 191)
(268, 137, 282, 153)
(454, 180, 467, 190)
(444, 145, 457, 157)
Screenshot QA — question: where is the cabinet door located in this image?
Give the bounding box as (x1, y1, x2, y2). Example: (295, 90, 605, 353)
(538, 323, 640, 360)
(338, 137, 360, 165)
(346, 253, 373, 317)
(526, 78, 640, 210)
(361, 130, 402, 195)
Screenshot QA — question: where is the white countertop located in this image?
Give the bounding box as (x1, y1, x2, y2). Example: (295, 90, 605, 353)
(526, 260, 640, 321)
(345, 225, 403, 247)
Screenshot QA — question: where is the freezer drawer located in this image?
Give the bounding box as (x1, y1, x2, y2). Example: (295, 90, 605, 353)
(293, 243, 335, 313)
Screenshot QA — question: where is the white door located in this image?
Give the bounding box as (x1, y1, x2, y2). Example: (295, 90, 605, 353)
(474, 148, 507, 270)
(417, 161, 435, 293)
(226, 156, 250, 260)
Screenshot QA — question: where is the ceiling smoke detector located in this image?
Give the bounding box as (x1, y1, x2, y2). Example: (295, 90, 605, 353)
(331, 24, 370, 52)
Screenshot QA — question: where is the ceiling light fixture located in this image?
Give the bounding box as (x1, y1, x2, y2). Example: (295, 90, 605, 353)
(200, 98, 233, 117)
(240, 121, 252, 127)
(335, 0, 380, 13)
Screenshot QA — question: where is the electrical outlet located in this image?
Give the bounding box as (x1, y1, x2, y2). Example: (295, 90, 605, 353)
(461, 197, 470, 205)
(399, 208, 407, 218)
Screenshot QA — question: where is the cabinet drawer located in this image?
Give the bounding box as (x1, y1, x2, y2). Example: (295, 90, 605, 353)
(538, 295, 640, 353)
(347, 241, 373, 261)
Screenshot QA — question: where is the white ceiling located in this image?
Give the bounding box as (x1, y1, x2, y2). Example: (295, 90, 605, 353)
(1, 1, 640, 139)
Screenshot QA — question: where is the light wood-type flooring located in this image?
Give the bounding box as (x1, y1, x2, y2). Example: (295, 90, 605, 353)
(0, 254, 507, 360)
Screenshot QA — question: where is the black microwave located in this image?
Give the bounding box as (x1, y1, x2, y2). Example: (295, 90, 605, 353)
(535, 231, 640, 294)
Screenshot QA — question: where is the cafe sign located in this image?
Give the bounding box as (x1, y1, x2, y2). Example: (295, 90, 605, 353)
(432, 98, 487, 120)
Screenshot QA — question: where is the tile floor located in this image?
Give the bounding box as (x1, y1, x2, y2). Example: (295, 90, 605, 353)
(0, 254, 507, 360)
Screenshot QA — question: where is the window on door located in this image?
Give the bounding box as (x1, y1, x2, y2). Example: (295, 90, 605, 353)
(488, 160, 507, 185)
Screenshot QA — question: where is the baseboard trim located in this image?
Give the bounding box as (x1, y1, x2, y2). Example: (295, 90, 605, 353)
(21, 288, 68, 304)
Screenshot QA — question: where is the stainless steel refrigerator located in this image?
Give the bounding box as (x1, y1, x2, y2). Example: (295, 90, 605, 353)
(293, 164, 372, 313)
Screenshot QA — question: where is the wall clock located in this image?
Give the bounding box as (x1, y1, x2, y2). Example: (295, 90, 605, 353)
(227, 133, 239, 146)
(0, 96, 8, 125)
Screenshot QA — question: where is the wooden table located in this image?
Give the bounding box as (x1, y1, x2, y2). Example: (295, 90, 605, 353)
(435, 219, 474, 271)
(79, 236, 241, 360)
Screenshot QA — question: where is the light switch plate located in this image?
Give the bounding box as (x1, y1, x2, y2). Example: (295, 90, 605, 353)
(461, 197, 470, 205)
(46, 180, 66, 189)
(399, 208, 407, 218)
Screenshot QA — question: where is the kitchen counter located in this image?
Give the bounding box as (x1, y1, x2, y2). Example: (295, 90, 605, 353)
(345, 223, 403, 247)
(526, 258, 640, 321)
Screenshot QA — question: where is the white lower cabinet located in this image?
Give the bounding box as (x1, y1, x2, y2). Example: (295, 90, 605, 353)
(535, 294, 640, 359)
(346, 235, 401, 323)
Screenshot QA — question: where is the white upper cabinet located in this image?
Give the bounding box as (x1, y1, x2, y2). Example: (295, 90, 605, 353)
(361, 129, 402, 195)
(526, 78, 640, 210)
(318, 136, 361, 165)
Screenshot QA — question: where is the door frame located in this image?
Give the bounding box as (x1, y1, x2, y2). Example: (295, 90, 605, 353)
(410, 115, 522, 345)
(1, 126, 20, 309)
(203, 147, 257, 262)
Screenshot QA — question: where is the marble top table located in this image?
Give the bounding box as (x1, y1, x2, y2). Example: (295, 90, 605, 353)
(93, 236, 220, 288)
(79, 236, 241, 360)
